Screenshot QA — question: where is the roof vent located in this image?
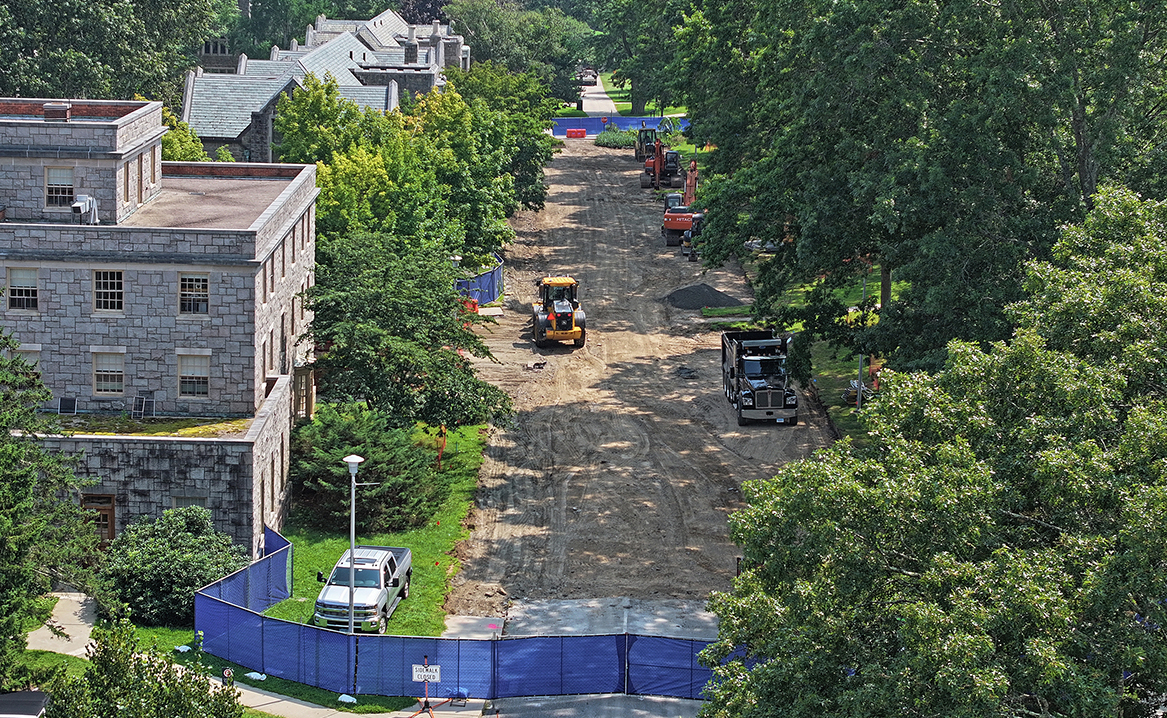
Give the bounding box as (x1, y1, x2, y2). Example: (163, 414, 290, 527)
(44, 102, 71, 122)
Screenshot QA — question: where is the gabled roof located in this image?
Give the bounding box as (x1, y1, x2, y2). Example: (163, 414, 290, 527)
(187, 74, 296, 140)
(297, 33, 367, 86)
(242, 60, 307, 81)
(313, 8, 409, 50)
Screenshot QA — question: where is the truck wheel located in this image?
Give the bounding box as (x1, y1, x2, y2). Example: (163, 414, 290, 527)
(640, 173, 652, 188)
(402, 574, 410, 599)
(788, 416, 799, 426)
(574, 329, 586, 348)
(688, 249, 698, 262)
(737, 404, 748, 427)
(377, 608, 388, 634)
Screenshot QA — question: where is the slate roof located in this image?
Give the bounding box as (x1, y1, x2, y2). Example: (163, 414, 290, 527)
(313, 8, 410, 50)
(186, 74, 296, 139)
(337, 85, 396, 111)
(297, 33, 367, 85)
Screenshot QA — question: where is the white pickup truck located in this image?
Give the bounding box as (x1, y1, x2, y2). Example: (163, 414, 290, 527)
(311, 546, 412, 633)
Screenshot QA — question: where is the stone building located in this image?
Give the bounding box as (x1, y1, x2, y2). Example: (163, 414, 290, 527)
(182, 7, 468, 162)
(0, 98, 316, 556)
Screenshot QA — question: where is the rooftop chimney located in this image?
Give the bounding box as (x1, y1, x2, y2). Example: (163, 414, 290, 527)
(44, 102, 71, 122)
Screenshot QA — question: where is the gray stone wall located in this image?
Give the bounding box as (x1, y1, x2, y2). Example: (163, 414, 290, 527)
(38, 377, 297, 557)
(0, 223, 257, 261)
(42, 433, 256, 549)
(0, 157, 118, 222)
(0, 262, 259, 416)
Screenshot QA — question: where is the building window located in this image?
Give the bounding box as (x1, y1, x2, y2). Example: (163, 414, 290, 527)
(93, 352, 124, 394)
(82, 494, 116, 543)
(151, 148, 157, 184)
(179, 273, 209, 314)
(268, 257, 276, 294)
(46, 167, 74, 208)
(15, 349, 40, 372)
(178, 354, 210, 397)
(7, 268, 38, 311)
(172, 495, 207, 509)
(94, 271, 124, 311)
(124, 162, 130, 204)
(261, 260, 268, 300)
(281, 239, 287, 278)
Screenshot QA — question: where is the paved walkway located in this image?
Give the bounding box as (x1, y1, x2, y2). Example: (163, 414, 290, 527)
(581, 76, 619, 118)
(28, 593, 490, 717)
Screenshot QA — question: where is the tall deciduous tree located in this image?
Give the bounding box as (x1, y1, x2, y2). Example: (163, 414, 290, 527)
(305, 232, 512, 428)
(0, 0, 234, 104)
(0, 334, 99, 689)
(443, 0, 594, 103)
(701, 186, 1167, 718)
(675, 0, 1167, 372)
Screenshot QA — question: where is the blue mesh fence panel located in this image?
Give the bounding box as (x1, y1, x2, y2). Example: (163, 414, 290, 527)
(451, 639, 494, 699)
(264, 526, 291, 555)
(261, 617, 304, 682)
(300, 626, 356, 694)
(455, 254, 503, 304)
(561, 635, 625, 695)
(225, 609, 265, 670)
(550, 117, 691, 137)
(221, 568, 249, 608)
(194, 594, 232, 656)
(626, 635, 714, 699)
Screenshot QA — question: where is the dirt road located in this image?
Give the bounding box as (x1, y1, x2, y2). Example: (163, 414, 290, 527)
(445, 141, 834, 617)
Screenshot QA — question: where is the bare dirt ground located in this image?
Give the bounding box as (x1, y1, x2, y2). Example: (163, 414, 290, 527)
(445, 140, 834, 617)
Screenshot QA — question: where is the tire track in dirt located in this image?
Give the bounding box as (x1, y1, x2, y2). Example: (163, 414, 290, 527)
(447, 141, 835, 614)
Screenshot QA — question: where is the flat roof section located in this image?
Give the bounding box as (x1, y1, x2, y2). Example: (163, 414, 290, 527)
(120, 176, 293, 230)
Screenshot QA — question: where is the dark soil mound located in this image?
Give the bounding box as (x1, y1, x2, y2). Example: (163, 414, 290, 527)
(665, 283, 745, 310)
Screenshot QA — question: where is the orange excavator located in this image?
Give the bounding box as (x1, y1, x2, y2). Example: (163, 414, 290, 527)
(661, 160, 699, 247)
(640, 139, 684, 189)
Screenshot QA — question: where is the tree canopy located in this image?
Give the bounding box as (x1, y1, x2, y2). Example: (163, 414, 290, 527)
(443, 0, 594, 103)
(702, 187, 1167, 717)
(674, 0, 1167, 372)
(0, 0, 235, 104)
(0, 334, 100, 689)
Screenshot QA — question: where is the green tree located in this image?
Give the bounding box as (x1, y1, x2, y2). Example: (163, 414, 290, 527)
(290, 404, 446, 532)
(445, 61, 561, 211)
(0, 0, 232, 103)
(701, 188, 1167, 718)
(306, 231, 512, 428)
(589, 0, 680, 115)
(0, 334, 99, 689)
(100, 506, 249, 626)
(443, 0, 594, 103)
(44, 618, 242, 718)
(674, 0, 1167, 372)
(160, 105, 212, 161)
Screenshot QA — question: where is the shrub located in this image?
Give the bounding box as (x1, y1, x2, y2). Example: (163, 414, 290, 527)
(44, 618, 242, 718)
(594, 128, 637, 149)
(290, 404, 444, 533)
(101, 507, 249, 626)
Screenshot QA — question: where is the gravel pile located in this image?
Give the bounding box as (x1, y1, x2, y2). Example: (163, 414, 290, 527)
(665, 283, 745, 310)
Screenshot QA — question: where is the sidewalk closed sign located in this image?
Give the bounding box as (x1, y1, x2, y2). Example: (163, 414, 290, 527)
(412, 664, 441, 683)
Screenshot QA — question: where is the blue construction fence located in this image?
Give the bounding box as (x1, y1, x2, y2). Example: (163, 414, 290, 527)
(550, 116, 690, 138)
(454, 253, 503, 305)
(195, 528, 716, 701)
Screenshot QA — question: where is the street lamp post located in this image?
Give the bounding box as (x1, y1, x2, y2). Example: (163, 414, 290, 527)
(342, 454, 365, 635)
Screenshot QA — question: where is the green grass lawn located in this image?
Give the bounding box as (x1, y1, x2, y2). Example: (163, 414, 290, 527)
(599, 73, 687, 117)
(555, 107, 588, 118)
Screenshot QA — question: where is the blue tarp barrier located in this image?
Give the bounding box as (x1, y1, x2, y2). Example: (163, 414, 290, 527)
(455, 253, 503, 304)
(550, 116, 690, 137)
(195, 528, 716, 701)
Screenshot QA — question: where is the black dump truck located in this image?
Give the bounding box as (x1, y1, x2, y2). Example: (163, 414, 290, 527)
(722, 330, 798, 426)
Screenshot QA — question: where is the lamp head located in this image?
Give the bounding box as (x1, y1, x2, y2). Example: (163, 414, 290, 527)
(342, 454, 365, 475)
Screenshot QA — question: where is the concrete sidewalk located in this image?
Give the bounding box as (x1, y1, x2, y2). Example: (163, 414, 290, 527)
(581, 76, 619, 118)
